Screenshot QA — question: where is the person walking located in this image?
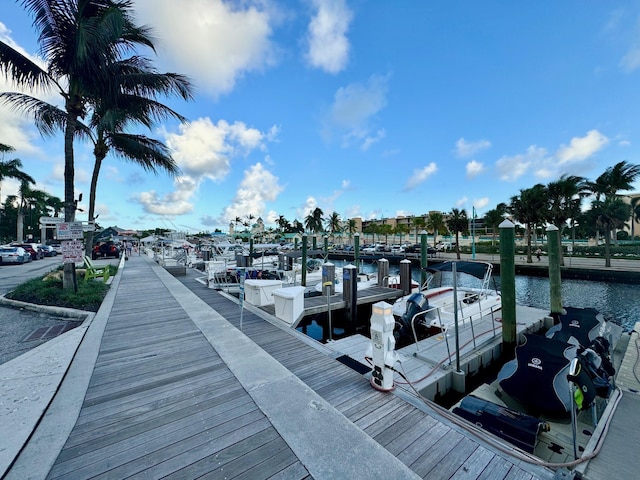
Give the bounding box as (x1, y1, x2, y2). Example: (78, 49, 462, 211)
(536, 248, 542, 262)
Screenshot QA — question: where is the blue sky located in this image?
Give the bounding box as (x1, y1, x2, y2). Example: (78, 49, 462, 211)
(1, 0, 640, 233)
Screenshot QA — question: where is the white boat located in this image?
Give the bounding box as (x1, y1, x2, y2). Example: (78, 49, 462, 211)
(392, 261, 502, 345)
(313, 270, 379, 294)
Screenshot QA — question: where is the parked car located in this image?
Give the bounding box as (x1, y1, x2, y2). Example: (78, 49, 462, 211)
(92, 241, 121, 259)
(12, 243, 43, 260)
(39, 245, 57, 256)
(0, 246, 28, 264)
(436, 242, 456, 251)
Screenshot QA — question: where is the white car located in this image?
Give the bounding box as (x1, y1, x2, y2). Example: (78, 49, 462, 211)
(0, 246, 28, 264)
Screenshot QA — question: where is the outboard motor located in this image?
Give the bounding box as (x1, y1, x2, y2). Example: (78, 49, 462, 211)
(394, 293, 429, 346)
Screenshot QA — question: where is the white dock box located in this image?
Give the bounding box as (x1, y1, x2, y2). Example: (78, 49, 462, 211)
(244, 279, 283, 306)
(273, 286, 306, 325)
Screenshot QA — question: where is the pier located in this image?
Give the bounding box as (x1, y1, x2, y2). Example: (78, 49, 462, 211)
(2, 254, 638, 479)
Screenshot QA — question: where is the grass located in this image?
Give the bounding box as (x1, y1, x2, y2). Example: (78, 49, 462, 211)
(6, 265, 118, 312)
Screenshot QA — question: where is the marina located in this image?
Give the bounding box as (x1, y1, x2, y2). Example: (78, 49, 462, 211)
(2, 243, 640, 479)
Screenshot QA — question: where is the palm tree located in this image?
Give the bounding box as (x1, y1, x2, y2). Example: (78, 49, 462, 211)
(304, 207, 324, 234)
(394, 224, 409, 247)
(0, 149, 35, 207)
(346, 218, 358, 244)
(426, 212, 446, 248)
(446, 208, 468, 260)
(483, 203, 507, 246)
(1, 0, 160, 288)
(546, 175, 588, 265)
(509, 184, 548, 263)
(584, 197, 631, 267)
(412, 216, 427, 244)
(326, 211, 342, 243)
(83, 56, 192, 253)
(1, 0, 157, 222)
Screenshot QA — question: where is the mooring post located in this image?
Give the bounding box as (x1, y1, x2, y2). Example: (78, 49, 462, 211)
(323, 234, 329, 262)
(249, 237, 254, 267)
(354, 232, 360, 273)
(378, 258, 389, 287)
(547, 224, 562, 323)
(312, 235, 317, 252)
(400, 259, 412, 295)
(302, 234, 308, 287)
(343, 264, 358, 333)
(499, 219, 517, 360)
(420, 230, 428, 287)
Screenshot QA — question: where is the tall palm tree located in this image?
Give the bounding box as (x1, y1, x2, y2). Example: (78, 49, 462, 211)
(84, 60, 192, 254)
(326, 211, 342, 243)
(346, 218, 358, 244)
(546, 175, 588, 265)
(426, 211, 446, 248)
(587, 160, 640, 260)
(412, 216, 427, 244)
(584, 197, 631, 267)
(446, 208, 468, 260)
(1, 0, 160, 288)
(0, 0, 157, 222)
(483, 203, 507, 246)
(0, 151, 35, 207)
(509, 184, 548, 263)
(394, 224, 408, 247)
(304, 207, 324, 234)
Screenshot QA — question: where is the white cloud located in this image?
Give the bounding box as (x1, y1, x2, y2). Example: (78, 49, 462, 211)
(403, 162, 438, 191)
(555, 129, 609, 164)
(466, 160, 485, 179)
(474, 197, 489, 210)
(456, 196, 468, 208)
(329, 74, 389, 150)
(619, 140, 631, 147)
(296, 196, 318, 220)
(219, 163, 284, 224)
(620, 46, 640, 72)
(163, 117, 274, 181)
(305, 0, 353, 73)
(135, 117, 276, 217)
(134, 0, 277, 98)
(455, 138, 491, 158)
(496, 146, 549, 182)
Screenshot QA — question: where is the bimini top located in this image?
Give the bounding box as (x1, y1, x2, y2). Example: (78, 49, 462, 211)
(423, 261, 492, 280)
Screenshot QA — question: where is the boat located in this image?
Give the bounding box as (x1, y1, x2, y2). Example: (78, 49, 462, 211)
(452, 306, 624, 461)
(392, 260, 502, 346)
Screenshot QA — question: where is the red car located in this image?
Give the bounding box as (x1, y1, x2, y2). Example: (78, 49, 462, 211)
(92, 241, 121, 259)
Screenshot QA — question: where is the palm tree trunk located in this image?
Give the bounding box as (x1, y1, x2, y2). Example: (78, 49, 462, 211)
(604, 229, 612, 268)
(526, 224, 533, 263)
(85, 154, 103, 256)
(63, 109, 78, 291)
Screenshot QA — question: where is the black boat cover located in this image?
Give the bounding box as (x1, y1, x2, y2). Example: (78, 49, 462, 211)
(546, 307, 605, 347)
(498, 334, 596, 415)
(423, 261, 490, 280)
(453, 395, 548, 453)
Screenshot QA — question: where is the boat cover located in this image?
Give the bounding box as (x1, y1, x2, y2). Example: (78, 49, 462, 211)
(545, 307, 605, 346)
(497, 334, 596, 416)
(453, 395, 547, 453)
(423, 261, 490, 280)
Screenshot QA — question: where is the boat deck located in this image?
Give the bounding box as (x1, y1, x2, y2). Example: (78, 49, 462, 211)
(325, 305, 550, 400)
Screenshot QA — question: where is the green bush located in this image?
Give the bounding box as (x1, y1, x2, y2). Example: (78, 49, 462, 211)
(7, 273, 111, 312)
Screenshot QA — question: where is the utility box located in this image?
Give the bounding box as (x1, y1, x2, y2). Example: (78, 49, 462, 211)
(273, 286, 306, 325)
(244, 279, 283, 306)
(368, 301, 397, 391)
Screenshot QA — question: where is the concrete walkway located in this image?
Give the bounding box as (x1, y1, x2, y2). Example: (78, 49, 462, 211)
(2, 255, 419, 479)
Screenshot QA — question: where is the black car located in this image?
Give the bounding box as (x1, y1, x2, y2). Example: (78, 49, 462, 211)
(92, 241, 121, 259)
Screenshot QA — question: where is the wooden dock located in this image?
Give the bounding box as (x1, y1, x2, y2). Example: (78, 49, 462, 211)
(7, 256, 556, 479)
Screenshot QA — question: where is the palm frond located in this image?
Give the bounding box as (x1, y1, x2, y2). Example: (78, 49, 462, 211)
(0, 40, 53, 90)
(109, 133, 181, 177)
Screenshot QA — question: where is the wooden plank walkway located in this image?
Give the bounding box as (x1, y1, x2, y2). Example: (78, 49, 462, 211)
(178, 269, 555, 480)
(44, 257, 309, 479)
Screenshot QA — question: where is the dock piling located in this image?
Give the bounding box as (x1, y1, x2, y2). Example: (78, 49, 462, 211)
(547, 224, 562, 322)
(499, 219, 517, 359)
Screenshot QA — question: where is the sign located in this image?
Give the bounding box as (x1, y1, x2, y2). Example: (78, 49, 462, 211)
(61, 240, 84, 263)
(57, 222, 84, 240)
(39, 216, 64, 225)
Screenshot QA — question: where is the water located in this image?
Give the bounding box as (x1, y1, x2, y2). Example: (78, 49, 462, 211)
(333, 260, 640, 332)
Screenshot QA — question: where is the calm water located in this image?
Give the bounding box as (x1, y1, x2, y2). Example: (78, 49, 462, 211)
(337, 260, 640, 332)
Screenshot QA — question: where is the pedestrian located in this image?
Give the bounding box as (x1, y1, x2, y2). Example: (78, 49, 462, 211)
(536, 248, 541, 262)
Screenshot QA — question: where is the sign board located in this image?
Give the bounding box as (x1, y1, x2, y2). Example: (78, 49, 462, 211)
(61, 240, 84, 263)
(39, 216, 64, 225)
(57, 222, 84, 240)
